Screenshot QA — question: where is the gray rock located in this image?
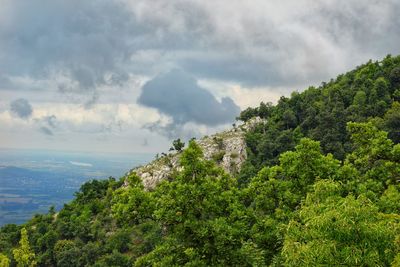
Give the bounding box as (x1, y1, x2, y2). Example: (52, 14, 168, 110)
(125, 117, 265, 190)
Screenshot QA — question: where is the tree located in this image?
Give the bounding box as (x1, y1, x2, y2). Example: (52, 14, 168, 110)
(12, 228, 36, 267)
(237, 107, 258, 121)
(383, 101, 400, 143)
(53, 240, 80, 267)
(258, 101, 273, 118)
(281, 109, 297, 129)
(280, 180, 399, 266)
(378, 185, 400, 213)
(374, 77, 390, 100)
(0, 254, 10, 267)
(352, 90, 367, 117)
(94, 250, 131, 267)
(390, 66, 400, 87)
(346, 122, 398, 184)
(353, 90, 367, 107)
(111, 173, 155, 226)
(170, 138, 185, 152)
(245, 139, 341, 264)
(278, 138, 340, 193)
(136, 141, 257, 266)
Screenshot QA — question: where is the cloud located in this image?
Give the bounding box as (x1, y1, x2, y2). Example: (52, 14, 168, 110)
(0, 0, 138, 106)
(39, 126, 53, 136)
(126, 0, 400, 88)
(37, 115, 57, 136)
(10, 98, 33, 119)
(42, 115, 57, 128)
(2, 0, 400, 153)
(8, 98, 58, 136)
(2, 0, 399, 96)
(141, 138, 149, 147)
(143, 119, 223, 141)
(138, 70, 240, 137)
(29, 113, 58, 136)
(143, 120, 198, 140)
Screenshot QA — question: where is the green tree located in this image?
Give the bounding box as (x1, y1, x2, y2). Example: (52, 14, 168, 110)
(170, 138, 185, 152)
(246, 139, 340, 264)
(237, 107, 258, 121)
(0, 254, 10, 267)
(280, 180, 400, 266)
(352, 90, 367, 117)
(346, 122, 399, 186)
(278, 138, 340, 193)
(238, 55, 400, 178)
(12, 228, 36, 267)
(53, 240, 80, 267)
(353, 90, 367, 107)
(378, 185, 400, 213)
(111, 174, 154, 226)
(281, 109, 297, 129)
(94, 250, 131, 267)
(390, 66, 400, 87)
(136, 141, 258, 266)
(384, 101, 400, 143)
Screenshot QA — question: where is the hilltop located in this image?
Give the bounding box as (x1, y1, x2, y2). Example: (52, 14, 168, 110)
(129, 117, 263, 190)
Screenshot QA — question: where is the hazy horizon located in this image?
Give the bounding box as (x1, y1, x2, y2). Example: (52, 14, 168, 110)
(0, 148, 153, 225)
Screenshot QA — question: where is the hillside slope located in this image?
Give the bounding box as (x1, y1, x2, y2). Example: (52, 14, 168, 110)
(0, 55, 400, 266)
(237, 54, 400, 183)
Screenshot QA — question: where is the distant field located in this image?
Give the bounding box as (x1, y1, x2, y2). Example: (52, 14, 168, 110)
(0, 148, 153, 225)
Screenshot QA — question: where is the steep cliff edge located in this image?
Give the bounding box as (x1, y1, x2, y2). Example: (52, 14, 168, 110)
(127, 117, 264, 190)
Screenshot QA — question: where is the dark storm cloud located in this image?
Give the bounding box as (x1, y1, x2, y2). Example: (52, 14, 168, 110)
(1, 0, 400, 102)
(10, 98, 33, 119)
(138, 70, 240, 126)
(126, 0, 400, 88)
(0, 0, 141, 99)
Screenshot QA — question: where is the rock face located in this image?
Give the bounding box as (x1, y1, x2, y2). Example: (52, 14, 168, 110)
(127, 117, 264, 190)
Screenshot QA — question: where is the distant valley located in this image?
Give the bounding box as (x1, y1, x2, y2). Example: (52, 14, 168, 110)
(0, 149, 153, 225)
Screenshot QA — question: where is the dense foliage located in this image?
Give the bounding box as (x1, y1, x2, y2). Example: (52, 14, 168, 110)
(238, 55, 400, 183)
(1, 55, 400, 266)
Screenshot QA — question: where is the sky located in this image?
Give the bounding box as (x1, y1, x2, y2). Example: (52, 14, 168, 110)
(1, 0, 400, 154)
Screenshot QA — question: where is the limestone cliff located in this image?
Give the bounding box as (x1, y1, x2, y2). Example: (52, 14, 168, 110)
(126, 117, 264, 190)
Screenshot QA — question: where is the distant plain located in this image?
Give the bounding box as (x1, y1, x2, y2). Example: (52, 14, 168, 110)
(0, 148, 153, 225)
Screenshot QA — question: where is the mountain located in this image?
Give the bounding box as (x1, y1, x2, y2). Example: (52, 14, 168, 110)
(1, 55, 400, 266)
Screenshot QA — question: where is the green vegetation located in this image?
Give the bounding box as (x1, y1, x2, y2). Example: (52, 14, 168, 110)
(0, 253, 10, 267)
(1, 55, 400, 266)
(238, 55, 400, 183)
(169, 139, 185, 152)
(12, 228, 36, 267)
(211, 151, 225, 162)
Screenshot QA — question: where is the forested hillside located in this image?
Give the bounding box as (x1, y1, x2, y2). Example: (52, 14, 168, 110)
(1, 55, 400, 266)
(238, 55, 400, 183)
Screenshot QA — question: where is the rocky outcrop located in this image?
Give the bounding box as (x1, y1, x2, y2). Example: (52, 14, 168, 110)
(126, 117, 264, 190)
